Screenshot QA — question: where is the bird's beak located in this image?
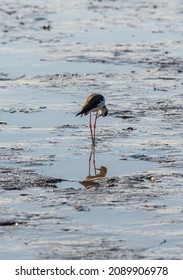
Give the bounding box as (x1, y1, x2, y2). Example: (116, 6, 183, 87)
(97, 114, 102, 118)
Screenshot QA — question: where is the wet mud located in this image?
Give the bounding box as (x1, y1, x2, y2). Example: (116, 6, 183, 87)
(0, 0, 183, 259)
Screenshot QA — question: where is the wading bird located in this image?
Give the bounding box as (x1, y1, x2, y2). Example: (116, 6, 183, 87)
(76, 93, 108, 145)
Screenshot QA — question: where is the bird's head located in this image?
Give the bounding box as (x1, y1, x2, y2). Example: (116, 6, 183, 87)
(97, 105, 108, 118)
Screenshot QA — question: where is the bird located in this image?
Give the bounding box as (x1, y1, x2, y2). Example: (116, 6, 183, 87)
(76, 93, 108, 145)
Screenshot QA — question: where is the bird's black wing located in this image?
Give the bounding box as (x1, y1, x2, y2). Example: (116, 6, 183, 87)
(76, 94, 104, 116)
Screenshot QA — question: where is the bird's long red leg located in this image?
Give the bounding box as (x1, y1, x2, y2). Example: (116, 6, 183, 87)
(93, 112, 98, 145)
(89, 113, 94, 145)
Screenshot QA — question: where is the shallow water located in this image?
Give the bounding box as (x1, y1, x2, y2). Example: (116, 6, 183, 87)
(0, 0, 183, 259)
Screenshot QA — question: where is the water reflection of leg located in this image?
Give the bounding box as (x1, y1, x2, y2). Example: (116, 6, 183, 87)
(88, 149, 92, 177)
(80, 147, 107, 189)
(93, 148, 96, 175)
(88, 147, 96, 176)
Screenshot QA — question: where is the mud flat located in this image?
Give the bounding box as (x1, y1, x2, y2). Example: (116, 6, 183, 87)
(0, 0, 183, 259)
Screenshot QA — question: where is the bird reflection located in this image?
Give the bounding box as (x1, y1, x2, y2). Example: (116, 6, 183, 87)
(80, 148, 107, 188)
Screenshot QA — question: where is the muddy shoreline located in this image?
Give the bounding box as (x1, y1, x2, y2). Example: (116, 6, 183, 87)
(0, 0, 183, 259)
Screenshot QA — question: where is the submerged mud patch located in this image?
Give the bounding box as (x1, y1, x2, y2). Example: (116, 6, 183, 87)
(0, 166, 63, 190)
(0, 163, 182, 260)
